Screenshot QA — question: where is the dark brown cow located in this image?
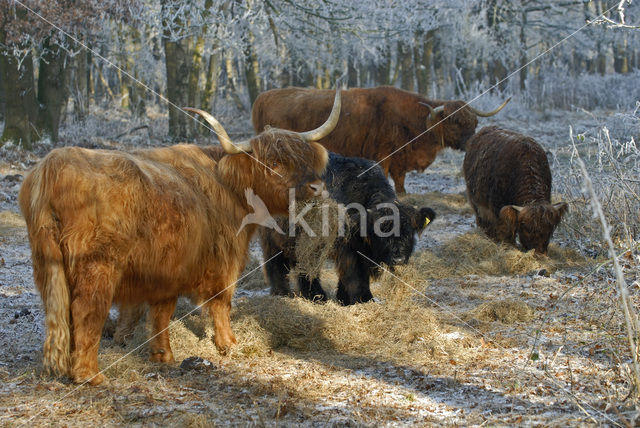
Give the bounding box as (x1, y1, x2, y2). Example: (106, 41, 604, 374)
(18, 91, 341, 385)
(252, 86, 509, 193)
(463, 126, 567, 254)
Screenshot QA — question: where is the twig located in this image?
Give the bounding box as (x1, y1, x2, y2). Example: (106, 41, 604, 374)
(573, 132, 640, 399)
(114, 125, 149, 140)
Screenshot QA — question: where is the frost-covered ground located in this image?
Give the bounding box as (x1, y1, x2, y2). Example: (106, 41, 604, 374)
(0, 105, 639, 426)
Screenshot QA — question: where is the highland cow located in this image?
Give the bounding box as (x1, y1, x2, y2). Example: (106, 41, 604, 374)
(259, 152, 436, 305)
(19, 91, 342, 385)
(463, 126, 567, 254)
(252, 86, 509, 193)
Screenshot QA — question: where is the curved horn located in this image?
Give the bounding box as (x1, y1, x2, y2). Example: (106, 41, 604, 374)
(183, 107, 252, 154)
(510, 205, 524, 212)
(298, 89, 342, 142)
(419, 102, 444, 121)
(468, 97, 511, 117)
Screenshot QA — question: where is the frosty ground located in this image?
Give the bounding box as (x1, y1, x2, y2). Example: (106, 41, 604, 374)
(0, 105, 639, 426)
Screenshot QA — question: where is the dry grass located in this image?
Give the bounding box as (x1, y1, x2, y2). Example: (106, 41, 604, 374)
(464, 300, 535, 324)
(410, 232, 588, 279)
(238, 291, 471, 365)
(99, 280, 474, 379)
(292, 197, 344, 280)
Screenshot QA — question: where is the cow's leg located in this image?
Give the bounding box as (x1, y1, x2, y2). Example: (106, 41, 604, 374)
(113, 304, 146, 346)
(335, 251, 372, 305)
(206, 287, 237, 354)
(148, 298, 177, 363)
(70, 262, 117, 385)
(297, 275, 327, 302)
(264, 251, 293, 297)
(391, 171, 406, 194)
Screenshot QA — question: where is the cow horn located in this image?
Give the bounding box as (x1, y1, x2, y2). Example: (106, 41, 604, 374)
(298, 89, 341, 142)
(419, 102, 444, 121)
(468, 97, 511, 117)
(510, 205, 524, 212)
(183, 107, 252, 154)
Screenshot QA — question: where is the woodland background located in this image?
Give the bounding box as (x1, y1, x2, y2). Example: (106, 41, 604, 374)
(0, 0, 639, 148)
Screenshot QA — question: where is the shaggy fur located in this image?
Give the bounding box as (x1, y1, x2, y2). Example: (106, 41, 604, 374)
(19, 131, 328, 385)
(463, 126, 567, 254)
(259, 152, 436, 305)
(253, 86, 491, 193)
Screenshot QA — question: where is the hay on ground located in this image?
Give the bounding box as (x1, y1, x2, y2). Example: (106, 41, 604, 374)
(411, 232, 588, 279)
(231, 292, 475, 365)
(101, 288, 476, 373)
(464, 299, 535, 324)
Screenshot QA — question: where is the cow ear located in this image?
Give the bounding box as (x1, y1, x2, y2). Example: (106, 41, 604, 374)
(553, 202, 568, 218)
(413, 207, 436, 237)
(498, 206, 518, 243)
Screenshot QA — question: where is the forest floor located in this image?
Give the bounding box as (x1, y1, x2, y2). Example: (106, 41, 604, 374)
(0, 106, 639, 427)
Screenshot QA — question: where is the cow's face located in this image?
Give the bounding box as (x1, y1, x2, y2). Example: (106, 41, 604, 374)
(368, 203, 436, 267)
(248, 129, 329, 215)
(500, 203, 568, 255)
(426, 101, 478, 152)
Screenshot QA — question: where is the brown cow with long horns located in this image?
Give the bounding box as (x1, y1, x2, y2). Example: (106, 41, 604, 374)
(19, 90, 342, 385)
(252, 86, 509, 193)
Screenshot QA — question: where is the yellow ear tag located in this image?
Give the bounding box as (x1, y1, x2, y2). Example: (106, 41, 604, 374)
(423, 217, 431, 228)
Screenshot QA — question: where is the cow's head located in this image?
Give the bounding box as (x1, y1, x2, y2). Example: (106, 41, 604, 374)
(366, 202, 436, 269)
(184, 90, 341, 215)
(421, 98, 510, 151)
(498, 202, 568, 255)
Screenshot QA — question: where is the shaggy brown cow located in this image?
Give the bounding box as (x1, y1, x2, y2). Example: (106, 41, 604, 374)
(19, 91, 341, 385)
(463, 126, 568, 254)
(252, 86, 509, 193)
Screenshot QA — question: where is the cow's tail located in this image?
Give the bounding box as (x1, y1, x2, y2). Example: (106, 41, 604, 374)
(19, 155, 72, 377)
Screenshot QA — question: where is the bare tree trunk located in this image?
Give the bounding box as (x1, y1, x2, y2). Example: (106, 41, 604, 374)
(87, 50, 94, 107)
(164, 35, 192, 139)
(223, 54, 246, 111)
(348, 55, 358, 88)
(519, 11, 527, 91)
(36, 37, 69, 143)
(243, 30, 261, 106)
(189, 34, 205, 109)
(432, 34, 445, 97)
(201, 48, 221, 112)
(126, 28, 147, 117)
(375, 44, 391, 86)
(71, 48, 89, 121)
(118, 68, 130, 110)
(0, 51, 5, 122)
(0, 33, 38, 148)
(415, 30, 433, 96)
(97, 65, 117, 104)
(613, 38, 629, 74)
(398, 40, 414, 92)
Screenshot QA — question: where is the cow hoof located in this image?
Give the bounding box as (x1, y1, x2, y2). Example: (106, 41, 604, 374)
(73, 370, 105, 386)
(216, 345, 232, 356)
(215, 336, 237, 355)
(149, 348, 174, 363)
